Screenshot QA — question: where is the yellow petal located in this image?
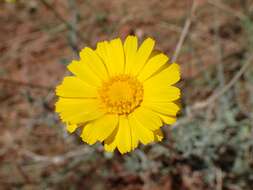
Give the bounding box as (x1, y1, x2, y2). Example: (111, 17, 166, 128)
(132, 107, 162, 131)
(96, 41, 110, 64)
(159, 114, 177, 125)
(108, 38, 125, 74)
(64, 111, 103, 124)
(138, 53, 169, 81)
(104, 126, 118, 152)
(81, 114, 119, 145)
(130, 38, 155, 75)
(80, 122, 96, 145)
(96, 39, 125, 75)
(80, 47, 108, 80)
(154, 129, 164, 142)
(142, 101, 180, 116)
(144, 63, 180, 86)
(129, 118, 139, 150)
(128, 113, 154, 145)
(124, 35, 138, 74)
(116, 116, 132, 154)
(55, 98, 104, 124)
(66, 123, 79, 133)
(67, 60, 101, 87)
(143, 85, 180, 102)
(56, 76, 97, 98)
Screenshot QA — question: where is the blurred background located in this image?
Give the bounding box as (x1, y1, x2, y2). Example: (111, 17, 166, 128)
(0, 0, 253, 189)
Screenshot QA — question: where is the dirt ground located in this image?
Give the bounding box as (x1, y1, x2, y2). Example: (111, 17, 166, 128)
(0, 0, 253, 189)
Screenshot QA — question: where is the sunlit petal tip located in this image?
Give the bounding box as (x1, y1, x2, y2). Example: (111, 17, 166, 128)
(154, 129, 164, 142)
(66, 123, 78, 133)
(171, 62, 181, 78)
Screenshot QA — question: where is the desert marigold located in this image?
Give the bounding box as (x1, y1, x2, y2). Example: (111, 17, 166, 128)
(55, 36, 181, 154)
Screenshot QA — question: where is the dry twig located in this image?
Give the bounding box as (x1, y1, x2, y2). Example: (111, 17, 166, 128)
(40, 0, 85, 42)
(191, 57, 252, 110)
(173, 56, 253, 128)
(21, 146, 94, 164)
(171, 0, 197, 63)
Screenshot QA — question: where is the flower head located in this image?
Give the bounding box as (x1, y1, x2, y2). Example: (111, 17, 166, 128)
(55, 36, 181, 154)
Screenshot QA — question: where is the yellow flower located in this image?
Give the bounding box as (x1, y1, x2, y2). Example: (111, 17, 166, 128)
(55, 36, 181, 154)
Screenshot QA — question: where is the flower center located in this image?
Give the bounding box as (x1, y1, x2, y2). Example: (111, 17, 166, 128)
(99, 75, 144, 115)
